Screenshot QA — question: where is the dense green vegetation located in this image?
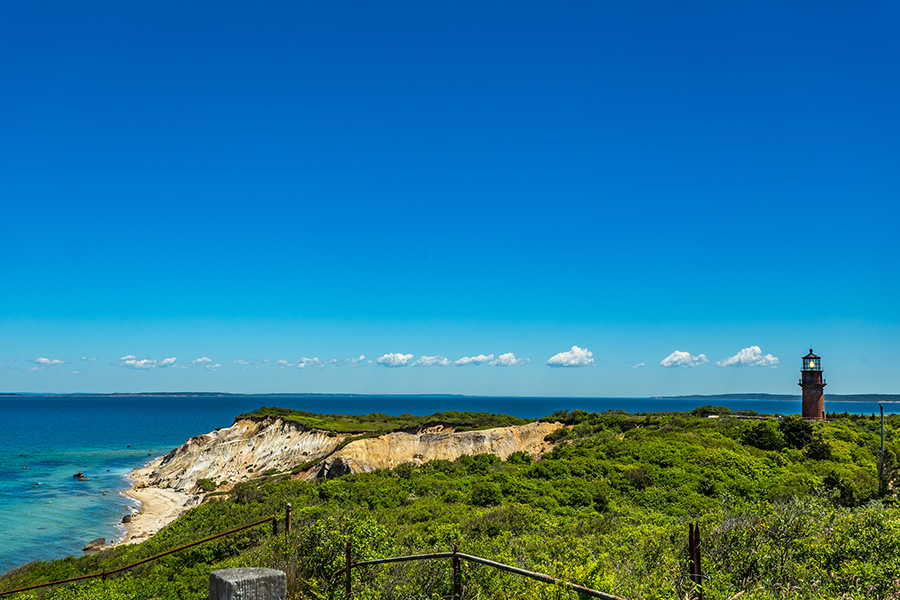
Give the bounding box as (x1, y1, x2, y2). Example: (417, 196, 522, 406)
(2, 409, 899, 600)
(235, 408, 529, 434)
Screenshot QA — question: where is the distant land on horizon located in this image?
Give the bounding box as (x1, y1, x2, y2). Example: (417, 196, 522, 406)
(2, 392, 899, 403)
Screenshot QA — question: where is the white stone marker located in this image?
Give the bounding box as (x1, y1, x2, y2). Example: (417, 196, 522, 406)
(209, 568, 286, 600)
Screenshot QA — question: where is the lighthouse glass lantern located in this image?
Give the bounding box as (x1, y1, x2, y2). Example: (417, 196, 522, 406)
(803, 351, 821, 372)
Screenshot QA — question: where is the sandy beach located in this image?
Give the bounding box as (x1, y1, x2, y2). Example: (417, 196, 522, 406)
(117, 463, 198, 546)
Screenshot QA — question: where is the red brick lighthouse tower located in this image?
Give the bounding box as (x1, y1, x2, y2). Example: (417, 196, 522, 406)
(799, 349, 826, 419)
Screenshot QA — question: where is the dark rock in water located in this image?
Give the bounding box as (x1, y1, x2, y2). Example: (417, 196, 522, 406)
(73, 472, 84, 478)
(122, 514, 132, 523)
(83, 538, 105, 552)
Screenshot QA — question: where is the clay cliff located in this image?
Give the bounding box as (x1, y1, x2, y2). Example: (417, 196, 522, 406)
(134, 418, 561, 493)
(303, 422, 560, 479)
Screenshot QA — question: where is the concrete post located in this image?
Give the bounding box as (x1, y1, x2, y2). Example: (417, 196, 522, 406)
(210, 568, 286, 600)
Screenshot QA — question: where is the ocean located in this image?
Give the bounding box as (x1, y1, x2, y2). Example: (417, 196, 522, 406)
(1, 393, 896, 575)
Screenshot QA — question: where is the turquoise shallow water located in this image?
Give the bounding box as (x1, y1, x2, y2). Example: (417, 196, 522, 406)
(1, 394, 895, 574)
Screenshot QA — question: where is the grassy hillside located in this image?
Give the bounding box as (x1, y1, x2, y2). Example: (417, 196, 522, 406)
(235, 407, 529, 434)
(2, 408, 899, 600)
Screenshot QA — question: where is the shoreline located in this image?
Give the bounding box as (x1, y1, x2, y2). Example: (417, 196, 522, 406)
(115, 460, 199, 546)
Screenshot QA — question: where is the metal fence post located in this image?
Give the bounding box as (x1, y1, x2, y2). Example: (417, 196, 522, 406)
(345, 541, 352, 597)
(880, 404, 886, 497)
(688, 523, 702, 600)
(453, 544, 461, 600)
(285, 503, 292, 534)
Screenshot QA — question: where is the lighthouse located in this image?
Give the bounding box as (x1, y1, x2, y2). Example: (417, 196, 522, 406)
(799, 349, 826, 419)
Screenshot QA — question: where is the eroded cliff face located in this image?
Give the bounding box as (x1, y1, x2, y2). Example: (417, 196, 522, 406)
(135, 418, 562, 492)
(137, 418, 347, 492)
(301, 422, 561, 479)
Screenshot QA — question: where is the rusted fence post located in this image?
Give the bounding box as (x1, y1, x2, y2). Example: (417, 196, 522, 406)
(688, 523, 702, 600)
(452, 544, 461, 600)
(345, 541, 353, 597)
(285, 503, 292, 535)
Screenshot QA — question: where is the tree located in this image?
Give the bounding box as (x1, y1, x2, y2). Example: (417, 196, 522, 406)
(779, 416, 814, 449)
(743, 420, 786, 451)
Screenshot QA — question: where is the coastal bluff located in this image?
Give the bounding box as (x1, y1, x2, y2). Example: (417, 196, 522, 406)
(134, 417, 562, 493)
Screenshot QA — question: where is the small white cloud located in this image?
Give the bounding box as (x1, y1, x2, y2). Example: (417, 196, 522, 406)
(632, 362, 645, 369)
(121, 358, 158, 369)
(546, 346, 594, 368)
(274, 359, 293, 368)
(333, 355, 367, 366)
(660, 351, 709, 368)
(454, 354, 494, 366)
(377, 353, 414, 367)
(173, 364, 189, 370)
(192, 357, 212, 365)
(206, 363, 222, 371)
(413, 355, 451, 367)
(35, 357, 64, 366)
(297, 357, 324, 369)
(160, 357, 177, 366)
(233, 359, 251, 365)
(119, 355, 137, 361)
(80, 357, 97, 362)
(716, 346, 780, 368)
(490, 352, 530, 366)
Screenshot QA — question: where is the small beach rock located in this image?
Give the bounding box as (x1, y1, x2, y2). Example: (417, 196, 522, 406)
(83, 538, 106, 552)
(122, 514, 132, 523)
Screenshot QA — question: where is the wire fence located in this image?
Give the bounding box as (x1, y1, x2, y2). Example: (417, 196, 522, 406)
(0, 504, 704, 600)
(0, 515, 277, 597)
(335, 542, 630, 600)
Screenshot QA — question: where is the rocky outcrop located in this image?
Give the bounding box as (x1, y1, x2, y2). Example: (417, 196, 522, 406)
(136, 418, 563, 492)
(138, 418, 348, 492)
(301, 422, 561, 479)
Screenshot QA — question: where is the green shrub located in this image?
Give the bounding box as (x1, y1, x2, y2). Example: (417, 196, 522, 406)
(470, 481, 503, 506)
(805, 433, 832, 460)
(779, 416, 814, 449)
(743, 420, 786, 451)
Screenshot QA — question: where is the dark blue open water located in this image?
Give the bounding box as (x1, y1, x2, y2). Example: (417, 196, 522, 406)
(1, 394, 895, 574)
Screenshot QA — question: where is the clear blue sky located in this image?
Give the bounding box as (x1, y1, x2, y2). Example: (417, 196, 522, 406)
(2, 1, 898, 396)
